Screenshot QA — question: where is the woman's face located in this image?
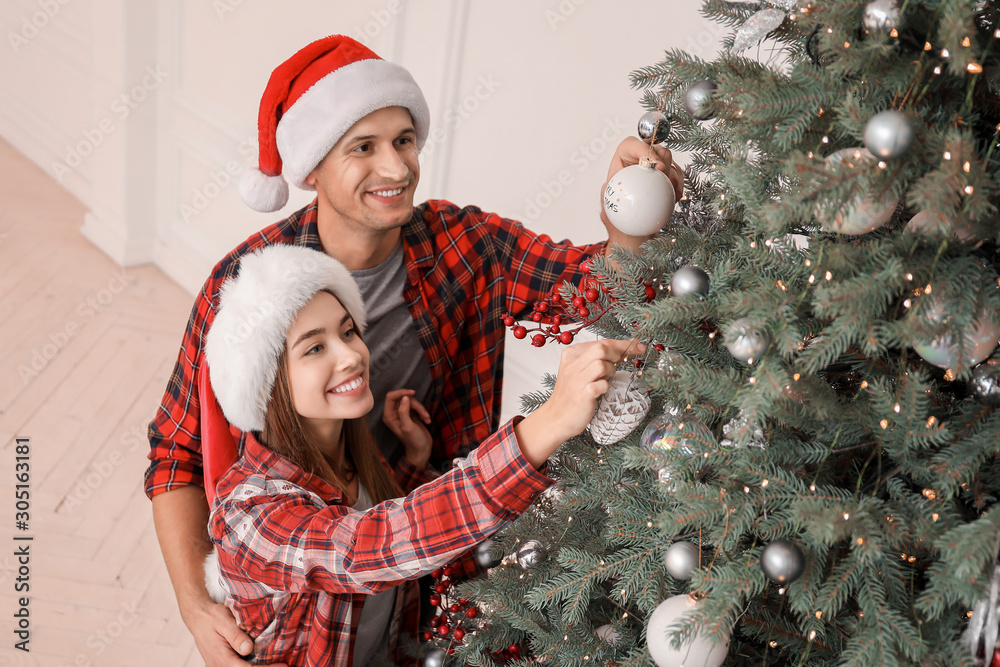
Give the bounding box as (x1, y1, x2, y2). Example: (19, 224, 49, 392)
(284, 291, 373, 430)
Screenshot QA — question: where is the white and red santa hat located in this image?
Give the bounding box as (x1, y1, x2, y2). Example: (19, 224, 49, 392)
(204, 244, 367, 433)
(239, 35, 430, 213)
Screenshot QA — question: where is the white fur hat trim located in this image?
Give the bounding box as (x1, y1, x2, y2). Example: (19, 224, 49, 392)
(276, 58, 430, 191)
(205, 244, 367, 433)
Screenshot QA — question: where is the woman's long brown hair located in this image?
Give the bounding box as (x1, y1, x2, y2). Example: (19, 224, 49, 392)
(259, 307, 402, 505)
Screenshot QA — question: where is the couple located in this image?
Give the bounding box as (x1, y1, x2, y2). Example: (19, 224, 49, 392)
(144, 34, 682, 666)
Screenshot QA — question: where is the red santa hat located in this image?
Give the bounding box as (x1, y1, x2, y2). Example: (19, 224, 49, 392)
(204, 244, 367, 433)
(239, 35, 430, 213)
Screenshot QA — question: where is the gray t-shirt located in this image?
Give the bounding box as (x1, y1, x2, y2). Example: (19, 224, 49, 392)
(351, 482, 397, 667)
(350, 241, 433, 465)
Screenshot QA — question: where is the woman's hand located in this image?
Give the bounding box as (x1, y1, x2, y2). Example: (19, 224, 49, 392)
(514, 338, 644, 469)
(383, 389, 432, 469)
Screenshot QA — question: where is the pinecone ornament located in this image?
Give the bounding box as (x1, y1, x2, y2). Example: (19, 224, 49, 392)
(588, 370, 651, 445)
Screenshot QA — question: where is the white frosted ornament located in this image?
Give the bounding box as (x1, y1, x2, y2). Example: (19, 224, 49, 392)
(816, 148, 897, 235)
(595, 624, 621, 644)
(589, 370, 651, 445)
(912, 293, 1000, 371)
(905, 210, 977, 243)
(647, 594, 730, 667)
(603, 157, 676, 236)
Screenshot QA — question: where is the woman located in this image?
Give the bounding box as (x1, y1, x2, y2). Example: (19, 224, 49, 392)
(203, 243, 639, 665)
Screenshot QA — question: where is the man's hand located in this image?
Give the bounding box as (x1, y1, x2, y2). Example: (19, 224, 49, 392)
(186, 598, 289, 667)
(383, 388, 432, 469)
(600, 136, 685, 253)
(151, 486, 287, 667)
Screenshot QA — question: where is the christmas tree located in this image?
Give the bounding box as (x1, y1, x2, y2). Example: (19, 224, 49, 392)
(420, 1, 1000, 666)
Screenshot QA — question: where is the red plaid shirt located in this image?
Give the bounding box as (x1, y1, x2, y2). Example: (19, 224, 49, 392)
(210, 418, 551, 666)
(145, 199, 600, 498)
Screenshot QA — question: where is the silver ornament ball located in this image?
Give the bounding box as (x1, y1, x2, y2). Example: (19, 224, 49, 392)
(863, 0, 900, 33)
(864, 110, 915, 159)
(760, 539, 805, 584)
(670, 264, 711, 298)
(424, 647, 448, 667)
(683, 80, 717, 121)
(595, 624, 621, 644)
(474, 539, 503, 569)
(664, 541, 700, 580)
(724, 317, 771, 363)
(969, 360, 1000, 407)
(516, 540, 549, 569)
(638, 110, 670, 144)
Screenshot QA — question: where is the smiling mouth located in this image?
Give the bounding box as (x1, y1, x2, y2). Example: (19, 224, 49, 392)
(369, 188, 406, 197)
(330, 376, 365, 394)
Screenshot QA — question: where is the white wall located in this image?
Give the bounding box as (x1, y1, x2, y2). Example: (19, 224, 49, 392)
(0, 0, 722, 423)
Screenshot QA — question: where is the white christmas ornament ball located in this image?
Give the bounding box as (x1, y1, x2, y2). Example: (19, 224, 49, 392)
(817, 148, 897, 235)
(603, 157, 676, 236)
(647, 594, 730, 667)
(595, 624, 621, 644)
(912, 294, 1000, 370)
(905, 210, 977, 243)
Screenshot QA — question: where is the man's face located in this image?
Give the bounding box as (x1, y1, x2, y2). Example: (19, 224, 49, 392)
(305, 106, 420, 233)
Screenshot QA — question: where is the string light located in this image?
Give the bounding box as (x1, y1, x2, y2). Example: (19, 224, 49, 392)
(965, 185, 975, 194)
(856, 537, 864, 545)
(880, 419, 889, 429)
(822, 136, 829, 143)
(825, 271, 832, 281)
(749, 376, 757, 384)
(962, 36, 971, 47)
(943, 151, 952, 160)
(933, 66, 942, 74)
(794, 373, 801, 381)
(923, 488, 937, 500)
(815, 611, 823, 619)
(963, 161, 971, 172)
(932, 513, 940, 522)
(926, 416, 937, 428)
(905, 272, 914, 280)
(809, 630, 817, 641)
(843, 512, 850, 520)
(941, 48, 950, 57)
(893, 403, 901, 413)
(878, 161, 887, 169)
(762, 479, 769, 487)
(968, 62, 983, 73)
(924, 41, 932, 50)
(777, 280, 787, 291)
(769, 641, 778, 648)
(924, 284, 932, 294)
(860, 380, 868, 389)
(809, 484, 816, 492)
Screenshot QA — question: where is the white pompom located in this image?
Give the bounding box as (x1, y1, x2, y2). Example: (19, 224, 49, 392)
(239, 167, 289, 212)
(203, 548, 227, 603)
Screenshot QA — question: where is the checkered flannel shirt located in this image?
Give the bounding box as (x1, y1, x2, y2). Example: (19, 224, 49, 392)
(145, 199, 601, 498)
(210, 418, 552, 665)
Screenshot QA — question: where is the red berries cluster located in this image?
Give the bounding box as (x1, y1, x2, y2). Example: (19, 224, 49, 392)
(503, 261, 615, 347)
(422, 562, 479, 655)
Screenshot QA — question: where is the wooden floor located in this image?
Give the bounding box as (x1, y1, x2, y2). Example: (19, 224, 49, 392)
(0, 139, 202, 664)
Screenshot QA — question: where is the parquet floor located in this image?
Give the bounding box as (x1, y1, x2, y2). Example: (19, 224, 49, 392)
(0, 138, 202, 665)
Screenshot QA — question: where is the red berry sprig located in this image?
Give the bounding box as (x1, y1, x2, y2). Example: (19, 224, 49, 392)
(503, 262, 618, 347)
(422, 562, 482, 660)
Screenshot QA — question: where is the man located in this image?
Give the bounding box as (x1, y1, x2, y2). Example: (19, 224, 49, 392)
(145, 35, 683, 666)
